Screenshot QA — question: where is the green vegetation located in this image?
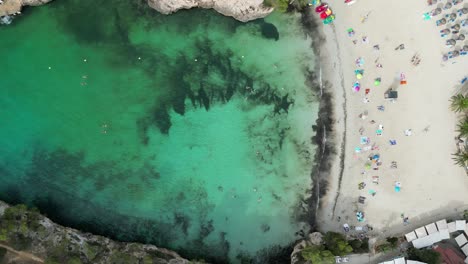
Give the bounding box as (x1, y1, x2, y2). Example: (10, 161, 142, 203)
(464, 210, 468, 221)
(375, 237, 399, 253)
(301, 245, 335, 264)
(450, 94, 468, 113)
(349, 238, 369, 253)
(407, 248, 441, 264)
(323, 232, 353, 256)
(263, 0, 309, 12)
(0, 247, 7, 261)
(453, 147, 468, 167)
(301, 232, 357, 263)
(0, 204, 42, 250)
(450, 93, 468, 168)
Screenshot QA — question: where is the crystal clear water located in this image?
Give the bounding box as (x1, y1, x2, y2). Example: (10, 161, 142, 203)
(0, 0, 318, 262)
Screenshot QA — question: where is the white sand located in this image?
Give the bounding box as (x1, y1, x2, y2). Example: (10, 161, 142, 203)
(316, 0, 468, 235)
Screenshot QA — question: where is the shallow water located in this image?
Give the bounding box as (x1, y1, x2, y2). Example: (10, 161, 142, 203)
(0, 0, 319, 262)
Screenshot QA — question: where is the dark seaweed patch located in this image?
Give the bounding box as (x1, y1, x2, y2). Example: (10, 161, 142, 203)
(261, 22, 280, 41)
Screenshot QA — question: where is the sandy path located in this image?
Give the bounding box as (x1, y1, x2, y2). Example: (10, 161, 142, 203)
(316, 0, 468, 235)
(0, 243, 44, 263)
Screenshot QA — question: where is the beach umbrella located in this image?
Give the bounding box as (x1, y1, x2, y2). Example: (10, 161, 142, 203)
(450, 13, 457, 20)
(356, 73, 363, 79)
(432, 7, 442, 15)
(452, 24, 460, 31)
(446, 39, 456, 46)
(394, 182, 402, 192)
(374, 78, 381, 86)
(437, 18, 446, 26)
(457, 34, 465, 41)
(444, 2, 452, 9)
(452, 50, 460, 57)
(355, 57, 364, 67)
(463, 45, 468, 52)
(440, 28, 450, 34)
(353, 81, 361, 92)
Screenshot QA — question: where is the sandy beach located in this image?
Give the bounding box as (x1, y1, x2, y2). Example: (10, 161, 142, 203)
(316, 0, 468, 238)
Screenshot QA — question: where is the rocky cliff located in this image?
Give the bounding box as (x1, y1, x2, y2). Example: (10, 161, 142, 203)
(0, 0, 273, 22)
(148, 0, 273, 22)
(0, 202, 202, 264)
(0, 0, 52, 16)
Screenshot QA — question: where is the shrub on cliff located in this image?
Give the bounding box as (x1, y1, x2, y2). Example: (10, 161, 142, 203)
(263, 0, 309, 12)
(323, 232, 353, 256)
(349, 238, 369, 253)
(301, 245, 335, 264)
(0, 247, 6, 260)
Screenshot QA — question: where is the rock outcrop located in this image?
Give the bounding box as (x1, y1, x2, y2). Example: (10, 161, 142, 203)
(1, 0, 273, 22)
(291, 232, 324, 264)
(0, 0, 52, 16)
(147, 0, 274, 22)
(0, 202, 201, 264)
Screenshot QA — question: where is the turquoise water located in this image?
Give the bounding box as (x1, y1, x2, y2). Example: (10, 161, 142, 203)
(0, 0, 318, 262)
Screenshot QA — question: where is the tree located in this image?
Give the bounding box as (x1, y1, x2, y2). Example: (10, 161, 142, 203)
(407, 248, 441, 264)
(301, 245, 335, 264)
(387, 237, 399, 248)
(349, 238, 369, 253)
(463, 210, 468, 221)
(452, 148, 468, 167)
(457, 119, 468, 137)
(450, 94, 468, 112)
(323, 232, 353, 256)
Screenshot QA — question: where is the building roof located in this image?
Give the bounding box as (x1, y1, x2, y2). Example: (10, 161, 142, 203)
(405, 231, 418, 242)
(413, 234, 435, 249)
(436, 219, 448, 231)
(393, 257, 405, 264)
(425, 223, 438, 234)
(415, 227, 428, 238)
(434, 244, 466, 264)
(462, 244, 468, 256)
(456, 233, 468, 247)
(456, 220, 466, 231)
(406, 260, 427, 264)
(440, 229, 450, 240)
(449, 222, 457, 233)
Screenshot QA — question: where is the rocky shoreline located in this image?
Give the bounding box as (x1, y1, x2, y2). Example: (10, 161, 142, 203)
(0, 202, 200, 264)
(0, 0, 273, 22)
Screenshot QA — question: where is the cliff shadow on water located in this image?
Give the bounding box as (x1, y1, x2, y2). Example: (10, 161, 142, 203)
(0, 0, 329, 263)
